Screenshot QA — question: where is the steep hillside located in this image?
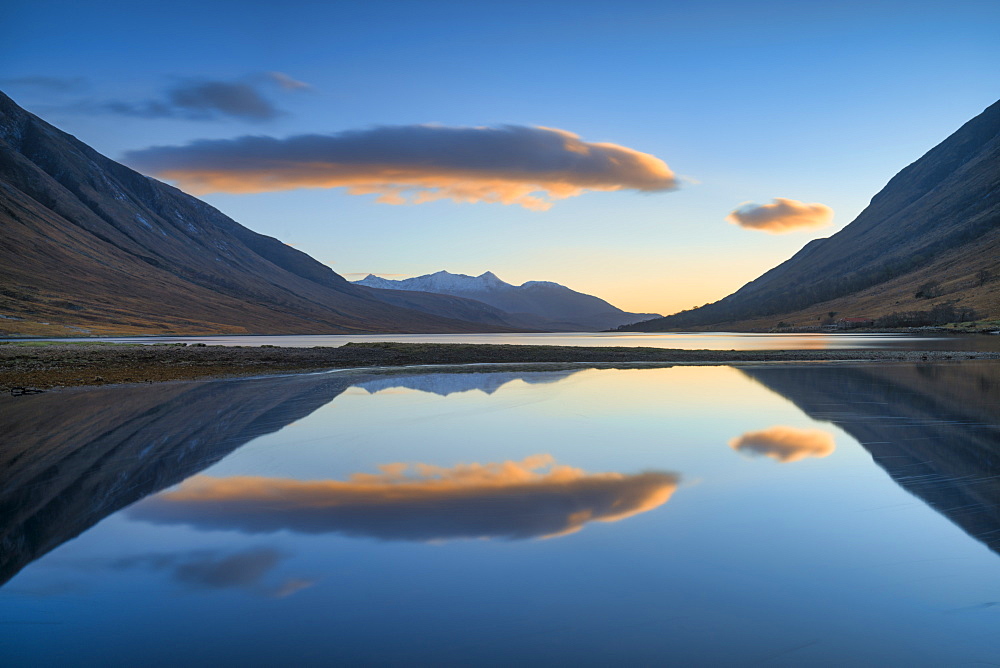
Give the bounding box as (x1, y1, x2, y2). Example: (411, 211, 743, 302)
(355, 270, 660, 331)
(0, 91, 516, 336)
(701, 226, 1000, 331)
(624, 100, 1000, 331)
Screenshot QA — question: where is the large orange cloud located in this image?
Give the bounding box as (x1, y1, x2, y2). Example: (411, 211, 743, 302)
(726, 197, 833, 233)
(129, 455, 679, 541)
(124, 125, 678, 210)
(729, 426, 836, 463)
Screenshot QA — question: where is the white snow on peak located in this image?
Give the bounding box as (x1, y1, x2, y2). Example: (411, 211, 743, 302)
(355, 270, 517, 293)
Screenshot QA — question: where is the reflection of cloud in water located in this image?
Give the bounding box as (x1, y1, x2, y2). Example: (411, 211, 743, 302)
(354, 370, 583, 397)
(729, 426, 835, 463)
(131, 455, 679, 542)
(112, 547, 315, 597)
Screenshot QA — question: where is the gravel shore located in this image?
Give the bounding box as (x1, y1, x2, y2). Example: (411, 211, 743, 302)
(2, 341, 997, 393)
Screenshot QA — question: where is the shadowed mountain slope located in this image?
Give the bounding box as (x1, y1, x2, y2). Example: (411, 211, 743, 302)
(741, 363, 1000, 555)
(0, 91, 519, 336)
(624, 100, 1000, 331)
(0, 372, 357, 586)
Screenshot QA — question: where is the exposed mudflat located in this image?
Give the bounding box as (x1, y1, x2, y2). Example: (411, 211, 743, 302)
(2, 342, 997, 393)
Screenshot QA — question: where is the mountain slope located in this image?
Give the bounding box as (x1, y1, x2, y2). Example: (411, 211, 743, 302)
(355, 270, 660, 331)
(0, 91, 518, 336)
(624, 100, 1000, 331)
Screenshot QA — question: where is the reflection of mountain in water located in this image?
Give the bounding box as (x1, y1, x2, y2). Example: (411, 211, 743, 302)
(740, 363, 1000, 555)
(0, 372, 358, 586)
(355, 369, 583, 396)
(0, 368, 587, 586)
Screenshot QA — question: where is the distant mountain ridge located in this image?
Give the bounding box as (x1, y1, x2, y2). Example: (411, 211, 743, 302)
(0, 90, 525, 336)
(623, 99, 1000, 331)
(355, 270, 660, 331)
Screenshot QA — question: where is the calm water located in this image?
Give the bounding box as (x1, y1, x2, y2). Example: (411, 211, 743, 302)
(10, 331, 1000, 351)
(2, 362, 1000, 665)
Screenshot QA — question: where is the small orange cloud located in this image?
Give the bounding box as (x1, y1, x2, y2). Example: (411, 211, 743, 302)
(726, 198, 833, 233)
(125, 125, 679, 210)
(729, 426, 836, 463)
(130, 455, 680, 541)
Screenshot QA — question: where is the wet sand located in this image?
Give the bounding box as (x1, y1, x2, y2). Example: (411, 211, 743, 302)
(2, 341, 997, 393)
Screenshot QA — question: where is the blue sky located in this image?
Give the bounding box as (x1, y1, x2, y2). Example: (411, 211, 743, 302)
(3, 0, 998, 313)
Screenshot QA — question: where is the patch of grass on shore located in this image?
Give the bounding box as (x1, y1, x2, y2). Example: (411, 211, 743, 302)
(941, 319, 1000, 332)
(0, 340, 141, 347)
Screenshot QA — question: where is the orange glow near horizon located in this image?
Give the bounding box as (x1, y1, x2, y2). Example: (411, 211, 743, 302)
(130, 455, 680, 542)
(729, 426, 836, 463)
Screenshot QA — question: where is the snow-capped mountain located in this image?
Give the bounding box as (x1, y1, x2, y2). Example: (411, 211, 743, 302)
(353, 369, 584, 396)
(354, 271, 660, 331)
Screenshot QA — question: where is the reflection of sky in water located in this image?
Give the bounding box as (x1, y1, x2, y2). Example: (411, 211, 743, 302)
(3, 364, 1000, 666)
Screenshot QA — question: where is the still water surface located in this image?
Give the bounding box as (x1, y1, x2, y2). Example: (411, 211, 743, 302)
(13, 330, 1000, 351)
(2, 362, 999, 665)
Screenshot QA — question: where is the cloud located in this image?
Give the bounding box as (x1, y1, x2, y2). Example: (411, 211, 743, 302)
(112, 548, 293, 593)
(172, 548, 283, 589)
(272, 578, 319, 598)
(0, 76, 86, 92)
(729, 426, 836, 463)
(105, 78, 284, 121)
(129, 455, 680, 541)
(726, 198, 833, 233)
(265, 71, 312, 91)
(123, 125, 679, 209)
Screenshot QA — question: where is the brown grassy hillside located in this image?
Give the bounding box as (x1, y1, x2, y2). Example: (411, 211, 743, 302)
(697, 226, 1000, 331)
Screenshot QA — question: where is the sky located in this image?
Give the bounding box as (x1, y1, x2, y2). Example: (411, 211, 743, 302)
(2, 0, 998, 315)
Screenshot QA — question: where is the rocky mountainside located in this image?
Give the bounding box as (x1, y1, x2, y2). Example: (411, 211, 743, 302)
(0, 91, 519, 336)
(355, 270, 660, 331)
(624, 100, 1000, 331)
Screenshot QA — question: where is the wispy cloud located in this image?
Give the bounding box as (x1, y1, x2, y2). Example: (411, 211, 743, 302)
(124, 124, 679, 209)
(0, 76, 86, 92)
(129, 455, 680, 541)
(97, 72, 310, 122)
(729, 425, 836, 463)
(111, 547, 314, 597)
(265, 71, 312, 91)
(726, 198, 833, 233)
(106, 79, 283, 121)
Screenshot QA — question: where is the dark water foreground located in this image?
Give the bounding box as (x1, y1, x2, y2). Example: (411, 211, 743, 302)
(1, 362, 999, 665)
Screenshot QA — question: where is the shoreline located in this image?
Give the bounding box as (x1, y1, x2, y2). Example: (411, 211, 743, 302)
(3, 342, 999, 393)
